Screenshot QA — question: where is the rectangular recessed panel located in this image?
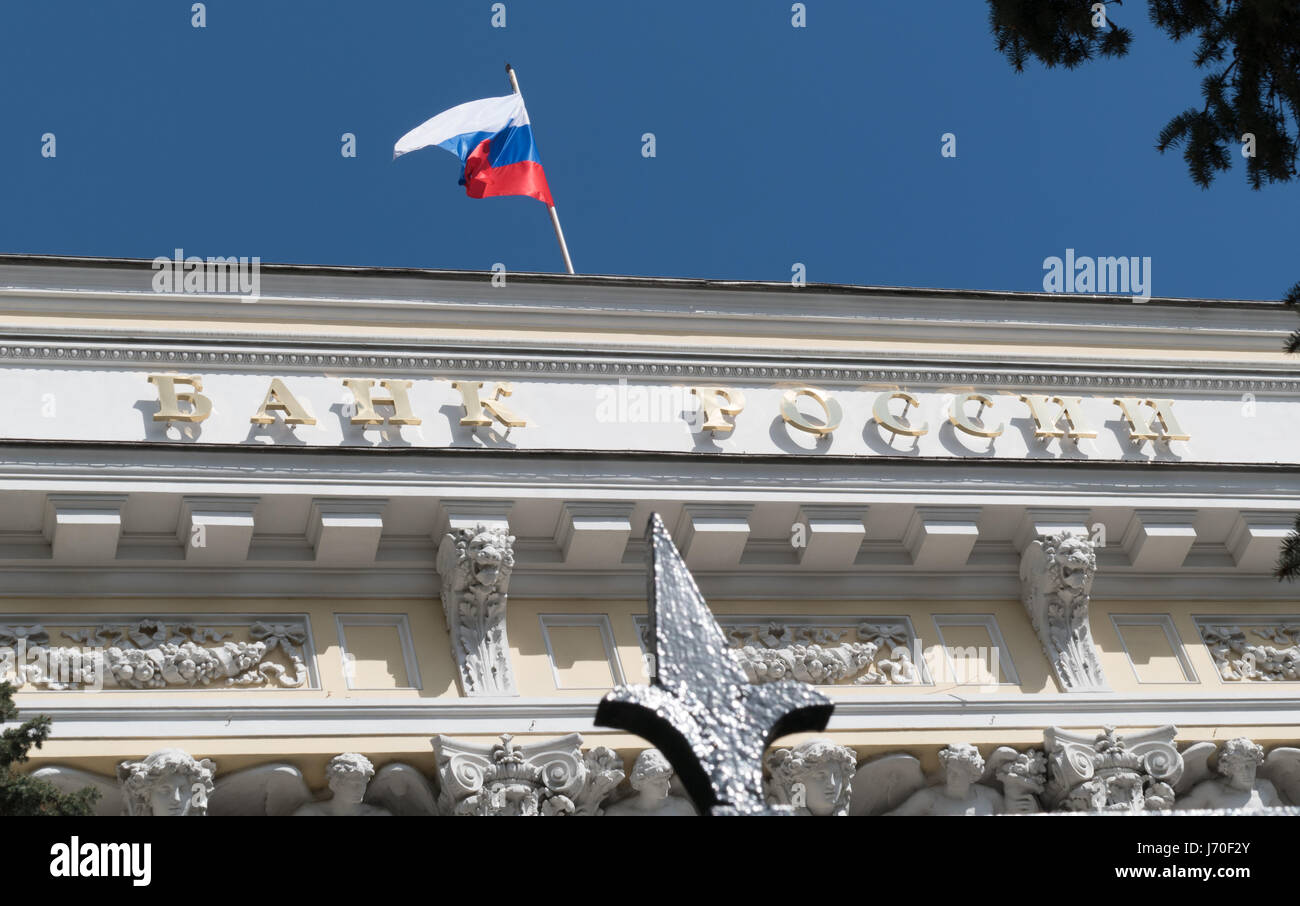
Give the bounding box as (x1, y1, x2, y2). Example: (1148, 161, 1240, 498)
(1117, 624, 1187, 683)
(339, 624, 409, 690)
(935, 623, 1005, 685)
(545, 625, 615, 690)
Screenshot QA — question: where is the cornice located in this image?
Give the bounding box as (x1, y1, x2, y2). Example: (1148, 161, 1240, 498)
(0, 336, 1296, 394)
(0, 256, 1292, 361)
(0, 253, 1285, 307)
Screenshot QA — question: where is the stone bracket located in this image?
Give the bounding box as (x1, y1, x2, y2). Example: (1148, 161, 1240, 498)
(436, 500, 517, 696)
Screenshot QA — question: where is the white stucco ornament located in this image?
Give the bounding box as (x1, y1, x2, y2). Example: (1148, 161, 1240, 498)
(1174, 737, 1298, 810)
(207, 755, 437, 816)
(603, 749, 697, 816)
(432, 733, 624, 816)
(0, 619, 310, 690)
(765, 739, 857, 815)
(881, 743, 1004, 816)
(437, 525, 517, 696)
(1020, 532, 1108, 692)
(1044, 726, 1183, 812)
(118, 748, 216, 816)
(987, 746, 1047, 814)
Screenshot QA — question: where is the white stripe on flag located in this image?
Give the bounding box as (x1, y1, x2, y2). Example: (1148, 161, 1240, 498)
(393, 93, 526, 159)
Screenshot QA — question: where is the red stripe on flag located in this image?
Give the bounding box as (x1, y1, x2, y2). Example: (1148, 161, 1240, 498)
(463, 139, 553, 205)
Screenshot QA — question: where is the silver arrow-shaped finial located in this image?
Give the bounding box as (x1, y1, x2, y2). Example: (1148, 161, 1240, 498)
(595, 513, 834, 815)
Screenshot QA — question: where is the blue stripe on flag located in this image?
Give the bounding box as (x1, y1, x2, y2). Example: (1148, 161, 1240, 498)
(485, 124, 543, 168)
(436, 130, 498, 161)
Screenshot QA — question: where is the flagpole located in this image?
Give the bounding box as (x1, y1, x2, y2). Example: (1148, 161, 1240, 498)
(506, 63, 575, 275)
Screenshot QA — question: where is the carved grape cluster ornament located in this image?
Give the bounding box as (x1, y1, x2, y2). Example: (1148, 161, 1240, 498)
(0, 620, 309, 690)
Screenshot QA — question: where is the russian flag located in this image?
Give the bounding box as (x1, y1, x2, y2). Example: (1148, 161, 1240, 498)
(394, 93, 553, 206)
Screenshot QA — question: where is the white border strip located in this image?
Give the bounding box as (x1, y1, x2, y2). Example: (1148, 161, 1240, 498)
(20, 693, 1300, 738)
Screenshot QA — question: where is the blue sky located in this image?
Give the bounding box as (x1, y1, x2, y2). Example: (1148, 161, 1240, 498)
(1, 0, 1295, 300)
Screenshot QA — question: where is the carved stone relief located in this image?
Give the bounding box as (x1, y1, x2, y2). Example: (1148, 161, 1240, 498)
(988, 746, 1047, 814)
(118, 749, 217, 816)
(872, 743, 1005, 816)
(1174, 737, 1299, 810)
(436, 525, 517, 696)
(765, 739, 857, 815)
(26, 735, 1300, 816)
(1044, 725, 1183, 812)
(34, 750, 217, 816)
(0, 618, 311, 690)
(431, 733, 624, 816)
(635, 616, 925, 686)
(1020, 531, 1108, 692)
(1198, 620, 1300, 681)
(603, 749, 697, 816)
(208, 753, 437, 816)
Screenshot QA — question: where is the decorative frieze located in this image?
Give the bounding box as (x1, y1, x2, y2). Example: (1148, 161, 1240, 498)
(1173, 737, 1299, 811)
(0, 618, 312, 690)
(35, 749, 217, 816)
(25, 734, 1300, 815)
(636, 616, 925, 686)
(864, 743, 1006, 816)
(209, 753, 437, 816)
(1020, 531, 1108, 692)
(1198, 619, 1300, 681)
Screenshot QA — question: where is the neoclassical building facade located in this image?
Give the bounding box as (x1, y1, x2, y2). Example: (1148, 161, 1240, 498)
(2, 254, 1298, 814)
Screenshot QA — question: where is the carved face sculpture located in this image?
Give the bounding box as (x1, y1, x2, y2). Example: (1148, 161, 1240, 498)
(626, 753, 670, 800)
(802, 762, 844, 815)
(326, 753, 375, 807)
(939, 743, 984, 787)
(772, 740, 856, 815)
(1067, 778, 1108, 812)
(149, 771, 195, 816)
(118, 748, 215, 817)
(468, 531, 508, 585)
(630, 750, 674, 802)
(1218, 738, 1265, 791)
(488, 780, 542, 815)
(1053, 535, 1096, 591)
(996, 750, 1047, 799)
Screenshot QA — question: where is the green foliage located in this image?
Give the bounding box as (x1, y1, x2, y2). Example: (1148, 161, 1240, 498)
(1285, 280, 1300, 353)
(0, 681, 98, 816)
(1278, 513, 1300, 581)
(988, 0, 1300, 189)
(988, 0, 1133, 70)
